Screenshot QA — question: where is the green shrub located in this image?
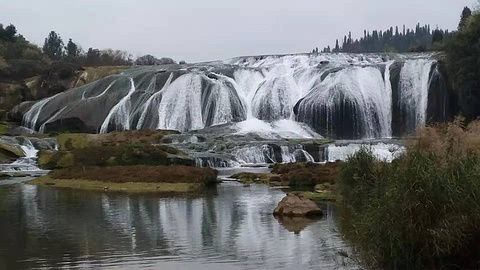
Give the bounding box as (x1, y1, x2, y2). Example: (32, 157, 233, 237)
(340, 120, 480, 270)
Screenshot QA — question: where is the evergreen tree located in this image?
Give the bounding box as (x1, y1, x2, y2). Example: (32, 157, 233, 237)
(320, 23, 447, 53)
(445, 7, 480, 121)
(43, 31, 63, 60)
(432, 29, 444, 44)
(459, 6, 472, 30)
(65, 38, 80, 58)
(334, 39, 340, 52)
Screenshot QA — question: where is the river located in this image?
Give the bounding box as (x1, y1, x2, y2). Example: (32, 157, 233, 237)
(0, 175, 354, 270)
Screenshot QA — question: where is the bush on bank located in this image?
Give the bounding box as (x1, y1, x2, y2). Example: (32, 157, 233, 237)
(339, 119, 480, 270)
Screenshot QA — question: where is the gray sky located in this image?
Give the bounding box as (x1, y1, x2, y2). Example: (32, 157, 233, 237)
(2, 0, 477, 62)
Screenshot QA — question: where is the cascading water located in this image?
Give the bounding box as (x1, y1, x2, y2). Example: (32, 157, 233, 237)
(295, 65, 393, 139)
(22, 93, 61, 131)
(21, 53, 446, 141)
(100, 77, 137, 133)
(398, 59, 435, 134)
(0, 137, 56, 173)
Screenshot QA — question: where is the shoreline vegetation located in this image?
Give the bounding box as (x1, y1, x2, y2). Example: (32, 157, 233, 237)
(28, 165, 217, 195)
(338, 119, 480, 270)
(231, 162, 340, 202)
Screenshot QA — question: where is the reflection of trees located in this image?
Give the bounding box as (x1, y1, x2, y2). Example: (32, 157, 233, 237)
(0, 183, 352, 269)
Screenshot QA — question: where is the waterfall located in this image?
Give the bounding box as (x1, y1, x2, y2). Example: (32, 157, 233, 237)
(295, 65, 392, 139)
(20, 53, 444, 139)
(280, 146, 296, 163)
(22, 93, 61, 131)
(136, 73, 174, 129)
(0, 137, 55, 173)
(156, 73, 246, 131)
(100, 77, 136, 133)
(398, 59, 435, 133)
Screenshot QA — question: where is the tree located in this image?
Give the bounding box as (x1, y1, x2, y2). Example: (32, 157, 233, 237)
(43, 31, 63, 60)
(459, 6, 472, 30)
(445, 7, 480, 121)
(432, 29, 444, 44)
(0, 24, 17, 42)
(136, 54, 158, 65)
(334, 39, 340, 52)
(65, 38, 80, 59)
(4, 24, 16, 41)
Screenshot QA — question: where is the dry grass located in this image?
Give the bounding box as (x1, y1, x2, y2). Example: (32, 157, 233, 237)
(49, 165, 218, 184)
(339, 118, 480, 270)
(271, 162, 341, 187)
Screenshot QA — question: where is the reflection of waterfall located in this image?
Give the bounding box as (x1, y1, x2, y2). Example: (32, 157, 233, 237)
(22, 53, 444, 139)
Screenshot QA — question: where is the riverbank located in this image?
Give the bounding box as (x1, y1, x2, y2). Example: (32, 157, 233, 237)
(27, 165, 218, 194)
(28, 176, 207, 194)
(338, 119, 480, 270)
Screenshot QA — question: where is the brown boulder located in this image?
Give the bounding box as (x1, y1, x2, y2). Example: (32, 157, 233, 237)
(273, 193, 323, 217)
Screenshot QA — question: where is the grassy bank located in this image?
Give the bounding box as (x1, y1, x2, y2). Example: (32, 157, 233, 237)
(28, 176, 203, 194)
(28, 165, 218, 194)
(339, 119, 480, 270)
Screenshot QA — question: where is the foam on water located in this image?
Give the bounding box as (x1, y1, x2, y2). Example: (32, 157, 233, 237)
(234, 118, 321, 139)
(326, 143, 405, 162)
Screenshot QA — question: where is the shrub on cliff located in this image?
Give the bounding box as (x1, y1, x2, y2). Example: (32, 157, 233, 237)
(339, 119, 480, 270)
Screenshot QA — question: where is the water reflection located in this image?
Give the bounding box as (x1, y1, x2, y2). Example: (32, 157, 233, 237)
(0, 182, 352, 269)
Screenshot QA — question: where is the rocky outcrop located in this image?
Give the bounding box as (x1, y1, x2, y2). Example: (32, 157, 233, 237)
(273, 193, 323, 217)
(37, 130, 192, 170)
(271, 161, 341, 187)
(4, 63, 128, 122)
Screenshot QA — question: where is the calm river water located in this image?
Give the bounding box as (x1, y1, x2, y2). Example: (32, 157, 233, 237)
(0, 177, 354, 269)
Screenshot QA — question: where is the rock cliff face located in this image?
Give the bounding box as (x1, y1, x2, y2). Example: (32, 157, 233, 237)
(1, 62, 127, 115)
(14, 53, 453, 139)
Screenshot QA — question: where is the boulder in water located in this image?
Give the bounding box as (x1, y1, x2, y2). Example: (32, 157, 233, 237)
(273, 193, 323, 217)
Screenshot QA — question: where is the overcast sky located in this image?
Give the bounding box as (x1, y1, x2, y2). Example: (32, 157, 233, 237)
(2, 0, 477, 62)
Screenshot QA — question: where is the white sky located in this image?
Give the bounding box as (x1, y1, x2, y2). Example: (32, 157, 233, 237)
(1, 0, 477, 62)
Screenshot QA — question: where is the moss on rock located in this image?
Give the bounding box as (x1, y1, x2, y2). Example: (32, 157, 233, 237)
(0, 141, 25, 162)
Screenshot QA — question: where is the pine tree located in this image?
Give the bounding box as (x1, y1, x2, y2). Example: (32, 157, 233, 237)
(43, 31, 64, 60)
(66, 38, 80, 59)
(459, 6, 472, 30)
